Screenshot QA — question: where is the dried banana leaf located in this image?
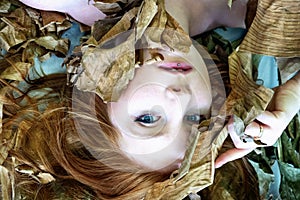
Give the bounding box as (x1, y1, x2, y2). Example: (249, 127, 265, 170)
(240, 0, 300, 57)
(0, 0, 10, 14)
(76, 0, 191, 102)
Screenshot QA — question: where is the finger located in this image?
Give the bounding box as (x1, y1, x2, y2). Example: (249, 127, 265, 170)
(256, 111, 282, 126)
(244, 121, 265, 138)
(245, 112, 283, 146)
(227, 117, 257, 149)
(215, 147, 255, 169)
(256, 110, 290, 133)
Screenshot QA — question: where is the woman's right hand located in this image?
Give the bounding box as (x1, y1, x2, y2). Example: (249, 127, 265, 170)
(215, 71, 300, 168)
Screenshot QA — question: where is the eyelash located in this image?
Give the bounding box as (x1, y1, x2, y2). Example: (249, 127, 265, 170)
(185, 114, 205, 124)
(135, 114, 205, 126)
(135, 114, 161, 126)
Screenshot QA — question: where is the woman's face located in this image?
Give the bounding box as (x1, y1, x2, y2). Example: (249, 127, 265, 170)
(108, 45, 212, 172)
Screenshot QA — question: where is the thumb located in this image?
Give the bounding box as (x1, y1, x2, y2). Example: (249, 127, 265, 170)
(215, 147, 255, 168)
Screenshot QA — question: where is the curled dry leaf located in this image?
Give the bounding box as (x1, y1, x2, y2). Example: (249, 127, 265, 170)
(34, 36, 69, 55)
(0, 166, 11, 200)
(0, 62, 31, 81)
(144, 116, 227, 199)
(227, 0, 233, 8)
(239, 0, 300, 57)
(94, 0, 140, 10)
(78, 38, 135, 102)
(40, 10, 66, 27)
(277, 57, 300, 84)
(95, 0, 133, 3)
(0, 8, 36, 51)
(163, 13, 191, 53)
(93, 1, 122, 14)
(98, 7, 139, 44)
(0, 0, 10, 14)
(0, 22, 27, 51)
(134, 0, 158, 39)
(228, 50, 274, 124)
(77, 0, 191, 102)
(36, 172, 56, 184)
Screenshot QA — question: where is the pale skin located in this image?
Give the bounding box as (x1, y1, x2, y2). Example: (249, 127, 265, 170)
(20, 0, 300, 169)
(108, 48, 212, 172)
(19, 0, 106, 26)
(215, 72, 300, 168)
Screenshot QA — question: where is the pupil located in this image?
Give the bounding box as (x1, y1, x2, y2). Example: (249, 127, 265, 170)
(143, 115, 152, 123)
(187, 115, 199, 122)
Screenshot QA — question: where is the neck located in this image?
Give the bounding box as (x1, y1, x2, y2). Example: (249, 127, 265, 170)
(164, 0, 190, 34)
(164, 0, 248, 36)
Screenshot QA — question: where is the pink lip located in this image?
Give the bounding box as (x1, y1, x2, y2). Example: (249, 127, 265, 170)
(158, 62, 193, 74)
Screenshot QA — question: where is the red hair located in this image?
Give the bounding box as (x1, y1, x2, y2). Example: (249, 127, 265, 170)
(1, 73, 259, 199)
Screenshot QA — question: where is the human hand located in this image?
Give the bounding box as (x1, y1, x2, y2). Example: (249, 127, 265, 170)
(19, 0, 106, 26)
(215, 71, 300, 168)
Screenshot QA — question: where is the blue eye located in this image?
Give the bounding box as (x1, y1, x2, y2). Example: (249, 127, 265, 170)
(135, 114, 160, 125)
(185, 114, 205, 124)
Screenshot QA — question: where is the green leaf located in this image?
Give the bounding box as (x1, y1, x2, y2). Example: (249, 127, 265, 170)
(281, 132, 300, 168)
(249, 160, 275, 199)
(279, 162, 300, 200)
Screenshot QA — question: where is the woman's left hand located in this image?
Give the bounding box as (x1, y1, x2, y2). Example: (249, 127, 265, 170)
(215, 71, 300, 168)
(19, 0, 106, 26)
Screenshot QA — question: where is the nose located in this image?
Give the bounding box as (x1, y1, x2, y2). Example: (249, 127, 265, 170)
(167, 85, 191, 94)
(165, 83, 191, 107)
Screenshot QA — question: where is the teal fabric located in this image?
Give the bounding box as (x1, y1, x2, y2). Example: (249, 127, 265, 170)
(27, 22, 84, 80)
(256, 56, 279, 88)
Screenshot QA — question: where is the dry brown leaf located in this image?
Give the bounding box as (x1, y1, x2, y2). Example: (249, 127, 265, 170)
(22, 42, 48, 63)
(78, 0, 192, 103)
(0, 8, 36, 51)
(228, 50, 274, 124)
(77, 37, 135, 102)
(135, 0, 158, 40)
(34, 36, 69, 55)
(93, 1, 122, 14)
(144, 117, 227, 199)
(98, 7, 138, 44)
(0, 166, 11, 200)
(95, 0, 136, 4)
(40, 13, 72, 34)
(0, 23, 27, 51)
(240, 0, 300, 57)
(0, 105, 2, 137)
(40, 10, 66, 26)
(227, 0, 233, 8)
(0, 62, 30, 81)
(0, 0, 10, 14)
(144, 0, 167, 43)
(0, 87, 4, 137)
(0, 127, 15, 165)
(277, 57, 300, 84)
(36, 172, 56, 184)
(162, 13, 191, 53)
(141, 0, 191, 52)
(24, 7, 41, 27)
(92, 17, 121, 41)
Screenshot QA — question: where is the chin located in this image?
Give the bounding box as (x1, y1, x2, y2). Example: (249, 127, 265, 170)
(155, 159, 183, 174)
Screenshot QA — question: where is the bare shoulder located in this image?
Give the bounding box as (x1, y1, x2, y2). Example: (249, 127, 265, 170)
(181, 0, 249, 36)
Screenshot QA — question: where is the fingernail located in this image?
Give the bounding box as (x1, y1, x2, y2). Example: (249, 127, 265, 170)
(215, 161, 223, 169)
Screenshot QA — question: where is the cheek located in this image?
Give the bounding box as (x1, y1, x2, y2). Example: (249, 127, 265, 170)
(118, 132, 187, 171)
(191, 75, 212, 106)
(126, 84, 182, 115)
